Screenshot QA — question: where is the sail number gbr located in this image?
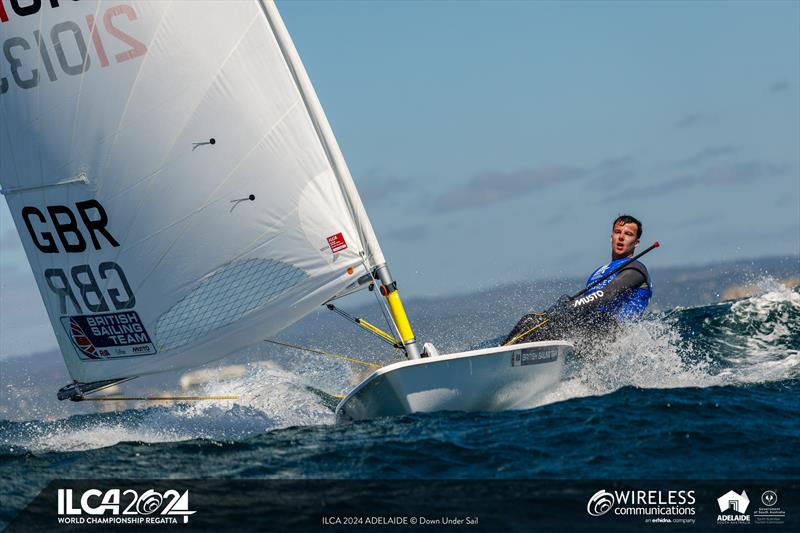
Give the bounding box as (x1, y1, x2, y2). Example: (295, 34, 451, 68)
(22, 199, 136, 316)
(0, 2, 146, 94)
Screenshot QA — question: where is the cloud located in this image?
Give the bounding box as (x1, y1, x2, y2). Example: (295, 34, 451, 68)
(673, 113, 718, 130)
(589, 155, 637, 188)
(591, 167, 637, 188)
(672, 145, 741, 168)
(702, 160, 790, 184)
(700, 223, 799, 246)
(592, 156, 634, 172)
(356, 172, 418, 205)
(673, 214, 717, 228)
(612, 160, 790, 199)
(769, 80, 790, 93)
(611, 175, 696, 199)
(382, 225, 430, 243)
(432, 165, 585, 212)
(542, 212, 568, 227)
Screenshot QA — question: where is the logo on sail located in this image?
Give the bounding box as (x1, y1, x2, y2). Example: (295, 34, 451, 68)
(61, 311, 156, 360)
(67, 317, 103, 358)
(327, 232, 348, 253)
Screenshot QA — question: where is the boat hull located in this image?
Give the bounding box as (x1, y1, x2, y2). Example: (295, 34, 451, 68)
(335, 340, 571, 422)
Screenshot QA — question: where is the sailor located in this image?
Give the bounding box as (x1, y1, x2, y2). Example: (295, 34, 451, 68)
(503, 215, 652, 345)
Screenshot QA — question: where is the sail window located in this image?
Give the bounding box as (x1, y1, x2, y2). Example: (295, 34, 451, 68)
(155, 258, 308, 350)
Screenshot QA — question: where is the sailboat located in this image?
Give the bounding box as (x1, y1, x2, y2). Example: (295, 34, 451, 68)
(0, 0, 571, 421)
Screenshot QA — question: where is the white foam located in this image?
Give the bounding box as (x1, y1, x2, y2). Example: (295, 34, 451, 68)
(527, 280, 799, 408)
(3, 364, 334, 453)
(714, 280, 800, 383)
(530, 320, 720, 408)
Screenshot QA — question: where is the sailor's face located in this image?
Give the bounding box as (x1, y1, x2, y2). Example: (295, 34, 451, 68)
(611, 222, 639, 259)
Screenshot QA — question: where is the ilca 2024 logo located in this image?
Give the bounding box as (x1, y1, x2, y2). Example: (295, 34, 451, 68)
(57, 488, 196, 526)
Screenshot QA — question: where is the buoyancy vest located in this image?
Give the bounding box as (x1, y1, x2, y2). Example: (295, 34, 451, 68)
(585, 259, 652, 321)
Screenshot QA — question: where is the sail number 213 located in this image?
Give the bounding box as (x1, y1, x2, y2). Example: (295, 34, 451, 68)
(0, 3, 146, 94)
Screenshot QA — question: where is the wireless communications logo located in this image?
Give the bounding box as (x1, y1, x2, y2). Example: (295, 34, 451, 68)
(57, 488, 196, 526)
(586, 489, 696, 522)
(587, 490, 615, 516)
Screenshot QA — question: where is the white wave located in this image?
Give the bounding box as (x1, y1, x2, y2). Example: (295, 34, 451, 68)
(714, 280, 800, 383)
(531, 280, 799, 407)
(189, 363, 335, 429)
(2, 364, 334, 453)
(531, 319, 721, 408)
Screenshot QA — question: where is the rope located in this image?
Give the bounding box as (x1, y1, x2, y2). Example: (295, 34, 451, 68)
(263, 338, 382, 369)
(80, 396, 239, 401)
(502, 314, 550, 346)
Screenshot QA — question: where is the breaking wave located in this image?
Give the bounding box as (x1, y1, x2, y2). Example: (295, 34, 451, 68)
(524, 280, 799, 407)
(0, 365, 333, 454)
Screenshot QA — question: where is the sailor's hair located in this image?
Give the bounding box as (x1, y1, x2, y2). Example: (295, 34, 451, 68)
(613, 214, 642, 239)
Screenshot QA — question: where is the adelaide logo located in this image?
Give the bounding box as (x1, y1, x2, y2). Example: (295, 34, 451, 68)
(717, 489, 750, 524)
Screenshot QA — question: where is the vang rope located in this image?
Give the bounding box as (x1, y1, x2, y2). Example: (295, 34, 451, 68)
(502, 313, 550, 346)
(263, 338, 382, 369)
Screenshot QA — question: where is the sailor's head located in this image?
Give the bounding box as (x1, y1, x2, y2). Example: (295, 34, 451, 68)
(611, 214, 641, 259)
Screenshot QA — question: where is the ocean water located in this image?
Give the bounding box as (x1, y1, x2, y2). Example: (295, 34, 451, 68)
(0, 281, 798, 526)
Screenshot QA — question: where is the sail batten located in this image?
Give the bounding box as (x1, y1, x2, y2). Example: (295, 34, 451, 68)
(1, 0, 386, 384)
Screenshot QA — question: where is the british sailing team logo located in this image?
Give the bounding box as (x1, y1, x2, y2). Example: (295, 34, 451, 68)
(61, 312, 156, 360)
(68, 317, 102, 358)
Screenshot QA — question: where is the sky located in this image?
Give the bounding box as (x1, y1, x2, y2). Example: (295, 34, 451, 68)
(1, 0, 798, 357)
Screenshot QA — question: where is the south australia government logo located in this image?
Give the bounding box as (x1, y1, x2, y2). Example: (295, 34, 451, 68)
(717, 489, 750, 524)
(57, 488, 195, 526)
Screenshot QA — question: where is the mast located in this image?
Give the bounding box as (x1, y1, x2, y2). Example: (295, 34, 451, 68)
(374, 265, 421, 359)
(259, 1, 422, 359)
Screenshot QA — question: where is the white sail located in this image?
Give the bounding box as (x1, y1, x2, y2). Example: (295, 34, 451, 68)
(0, 0, 385, 384)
